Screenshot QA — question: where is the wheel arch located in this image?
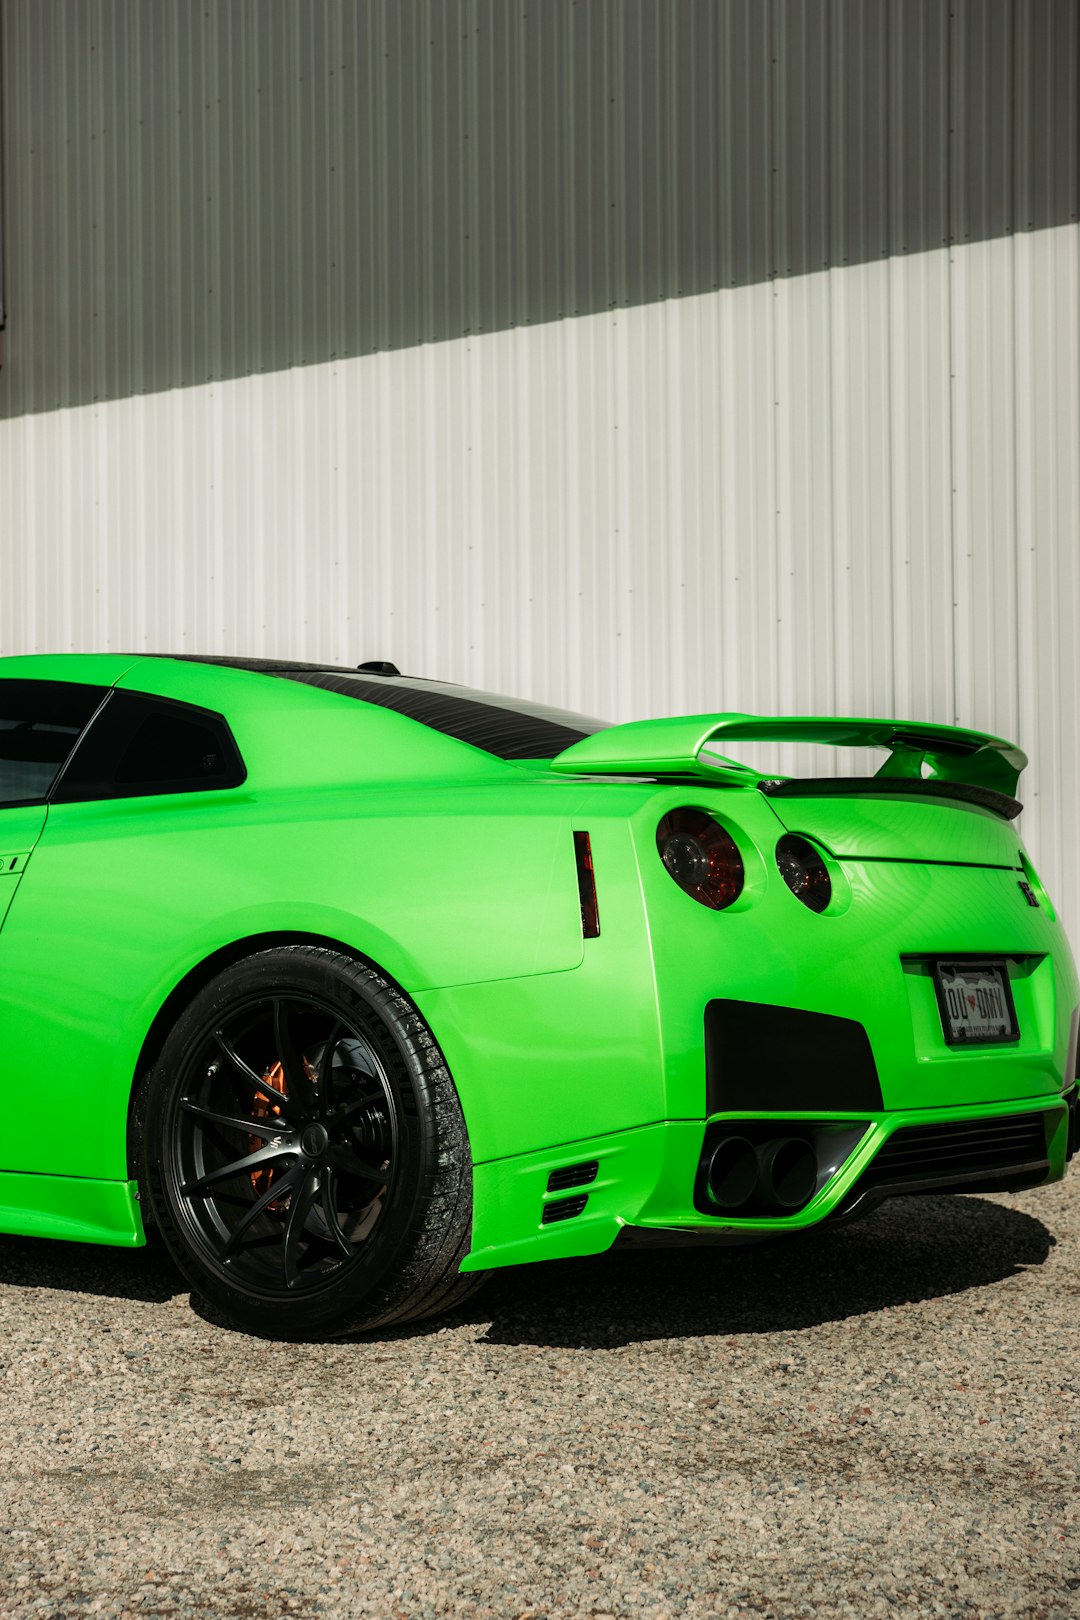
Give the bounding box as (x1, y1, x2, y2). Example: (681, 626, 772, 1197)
(125, 929, 419, 1182)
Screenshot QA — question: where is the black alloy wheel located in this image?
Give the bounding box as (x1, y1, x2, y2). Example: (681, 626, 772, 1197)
(142, 946, 482, 1337)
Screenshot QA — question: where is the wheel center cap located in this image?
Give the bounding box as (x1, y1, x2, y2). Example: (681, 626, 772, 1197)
(300, 1122, 329, 1158)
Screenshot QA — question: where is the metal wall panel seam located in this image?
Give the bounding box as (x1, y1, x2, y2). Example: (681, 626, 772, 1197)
(945, 0, 959, 738)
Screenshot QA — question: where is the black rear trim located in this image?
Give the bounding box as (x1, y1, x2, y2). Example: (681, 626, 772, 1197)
(836, 1111, 1051, 1217)
(165, 655, 353, 673)
(278, 672, 602, 760)
(759, 776, 1022, 821)
(160, 656, 609, 761)
(705, 1000, 883, 1115)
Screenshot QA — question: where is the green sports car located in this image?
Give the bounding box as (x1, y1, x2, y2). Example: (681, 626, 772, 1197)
(1, 653, 1076, 1337)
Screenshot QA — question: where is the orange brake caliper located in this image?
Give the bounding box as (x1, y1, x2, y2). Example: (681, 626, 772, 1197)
(250, 1060, 288, 1203)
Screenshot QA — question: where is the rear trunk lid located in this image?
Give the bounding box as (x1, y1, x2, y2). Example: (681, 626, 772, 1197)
(758, 783, 1022, 865)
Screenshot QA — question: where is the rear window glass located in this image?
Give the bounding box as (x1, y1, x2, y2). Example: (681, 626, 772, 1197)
(0, 680, 106, 807)
(276, 671, 609, 760)
(53, 690, 246, 802)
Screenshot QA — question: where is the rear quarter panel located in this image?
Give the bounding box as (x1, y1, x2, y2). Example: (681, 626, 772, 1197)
(0, 777, 593, 1182)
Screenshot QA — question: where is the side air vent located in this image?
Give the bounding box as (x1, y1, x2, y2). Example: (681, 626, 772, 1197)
(541, 1194, 589, 1224)
(546, 1161, 599, 1193)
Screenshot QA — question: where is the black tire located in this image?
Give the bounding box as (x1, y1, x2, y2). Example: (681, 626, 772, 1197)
(140, 946, 484, 1338)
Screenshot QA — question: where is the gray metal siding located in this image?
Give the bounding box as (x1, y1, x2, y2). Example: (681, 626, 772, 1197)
(1, 0, 1077, 418)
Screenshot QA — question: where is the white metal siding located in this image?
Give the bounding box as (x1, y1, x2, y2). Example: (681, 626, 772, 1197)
(1, 226, 1079, 941)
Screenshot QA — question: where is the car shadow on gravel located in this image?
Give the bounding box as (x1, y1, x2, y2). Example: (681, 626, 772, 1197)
(0, 1228, 186, 1304)
(464, 1194, 1056, 1348)
(0, 1193, 1055, 1344)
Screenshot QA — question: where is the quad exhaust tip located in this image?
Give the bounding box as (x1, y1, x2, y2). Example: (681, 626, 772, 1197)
(706, 1133, 818, 1213)
(706, 1135, 759, 1209)
(756, 1136, 818, 1209)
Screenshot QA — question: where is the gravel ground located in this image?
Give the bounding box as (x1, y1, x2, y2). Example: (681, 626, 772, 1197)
(0, 1181, 1077, 1620)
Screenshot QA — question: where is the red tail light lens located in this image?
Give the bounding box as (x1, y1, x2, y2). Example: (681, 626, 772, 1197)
(573, 831, 601, 938)
(776, 834, 832, 913)
(656, 809, 744, 910)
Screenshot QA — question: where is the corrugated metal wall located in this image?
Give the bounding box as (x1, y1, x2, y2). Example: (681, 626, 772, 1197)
(3, 0, 1078, 416)
(1, 1, 1078, 939)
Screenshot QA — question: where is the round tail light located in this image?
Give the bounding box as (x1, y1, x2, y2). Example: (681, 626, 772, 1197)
(656, 809, 744, 910)
(776, 834, 832, 913)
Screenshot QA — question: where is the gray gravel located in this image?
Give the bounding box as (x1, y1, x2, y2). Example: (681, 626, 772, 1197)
(1, 1181, 1078, 1620)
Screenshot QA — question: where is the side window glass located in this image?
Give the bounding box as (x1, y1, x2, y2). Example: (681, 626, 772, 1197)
(52, 691, 246, 803)
(0, 681, 107, 808)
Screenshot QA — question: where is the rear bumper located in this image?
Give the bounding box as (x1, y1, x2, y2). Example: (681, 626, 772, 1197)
(461, 1089, 1073, 1272)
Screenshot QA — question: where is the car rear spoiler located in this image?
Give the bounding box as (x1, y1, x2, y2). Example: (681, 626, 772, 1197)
(549, 714, 1027, 798)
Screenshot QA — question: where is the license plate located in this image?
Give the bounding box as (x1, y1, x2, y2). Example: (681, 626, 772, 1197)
(933, 960, 1019, 1046)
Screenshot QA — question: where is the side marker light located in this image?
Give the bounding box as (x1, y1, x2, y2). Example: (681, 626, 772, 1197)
(574, 831, 600, 938)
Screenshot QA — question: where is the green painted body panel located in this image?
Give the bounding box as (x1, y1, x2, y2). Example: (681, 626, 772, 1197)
(0, 807, 48, 863)
(0, 806, 46, 936)
(0, 654, 147, 686)
(768, 793, 1023, 865)
(0, 654, 1075, 1264)
(0, 782, 588, 1181)
(0, 1174, 142, 1246)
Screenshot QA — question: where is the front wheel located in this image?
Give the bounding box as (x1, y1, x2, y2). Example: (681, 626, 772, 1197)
(141, 946, 483, 1338)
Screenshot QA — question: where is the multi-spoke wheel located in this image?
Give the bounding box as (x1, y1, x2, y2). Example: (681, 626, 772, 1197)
(141, 947, 481, 1337)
